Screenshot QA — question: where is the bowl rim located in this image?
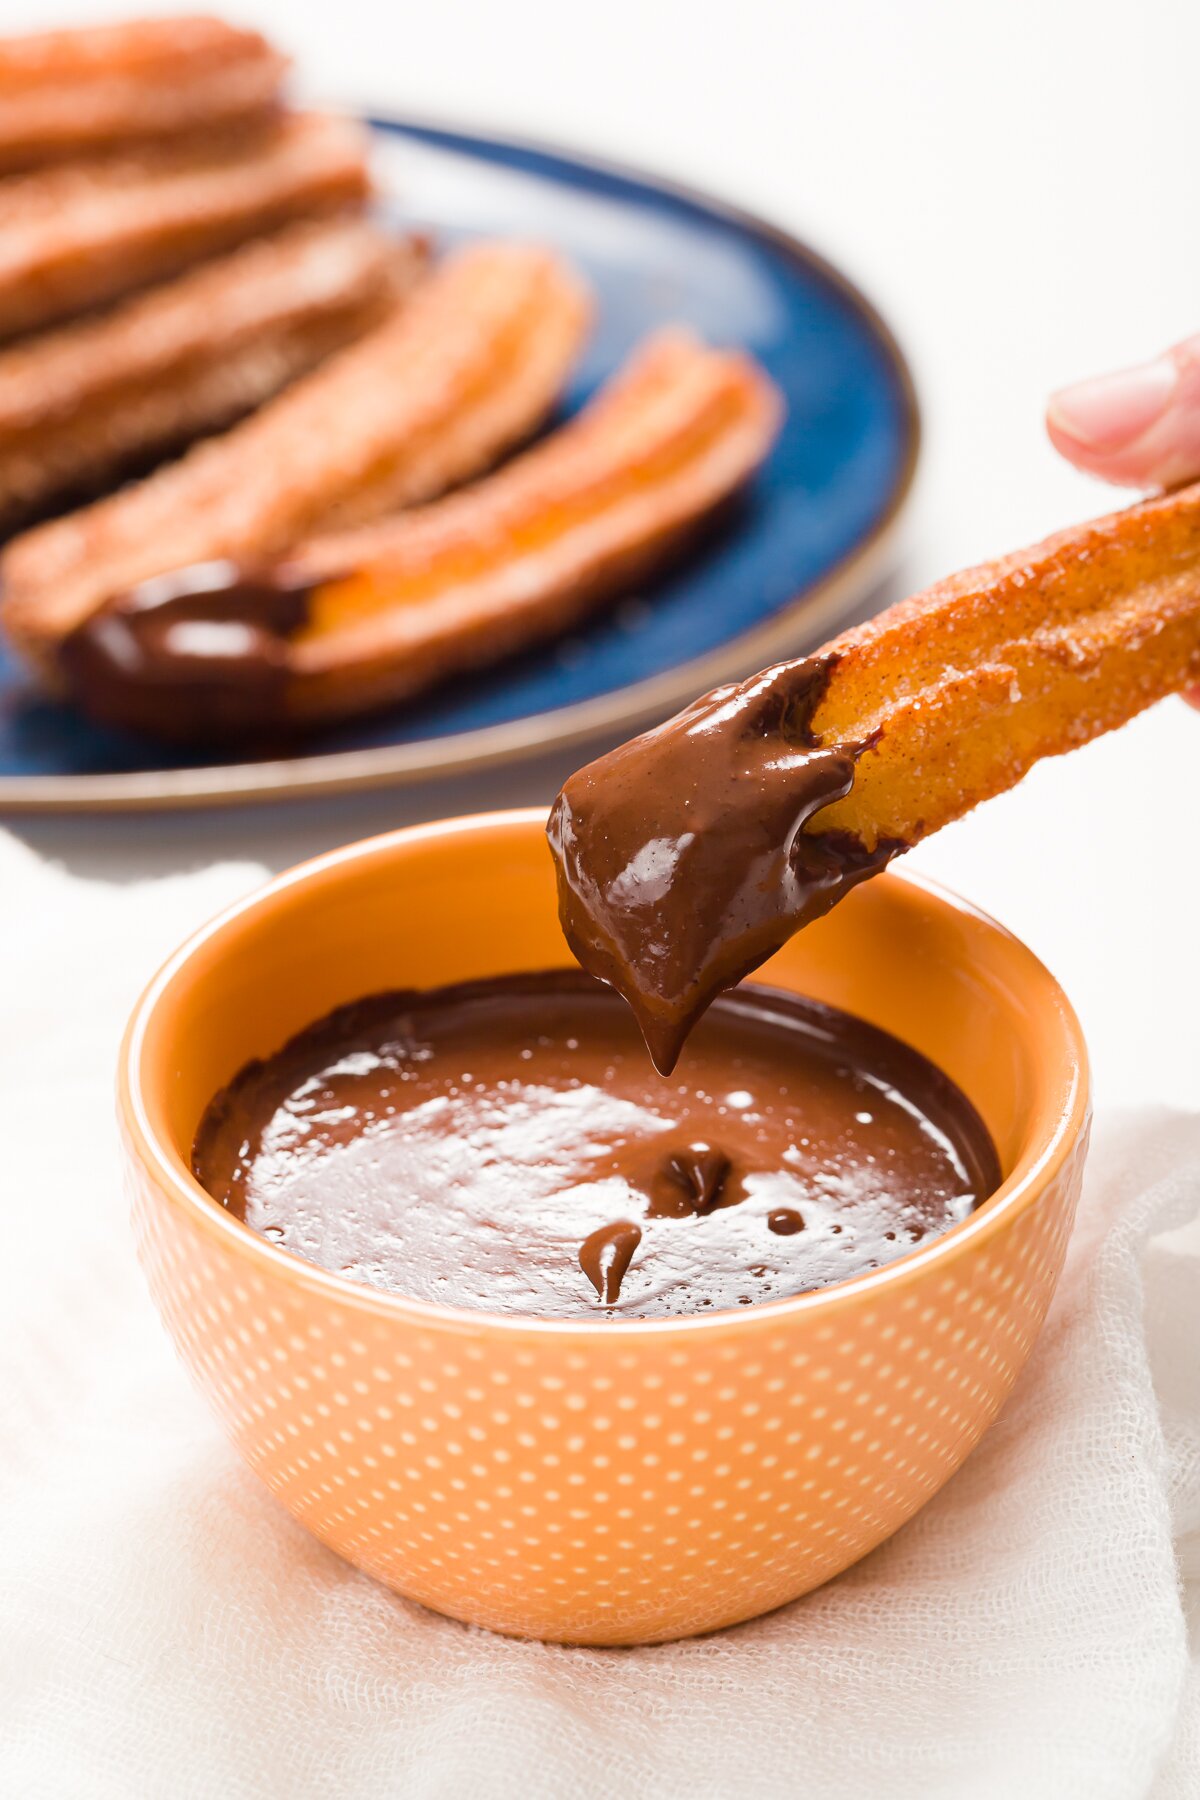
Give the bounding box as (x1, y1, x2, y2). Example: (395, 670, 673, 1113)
(120, 807, 1091, 1338)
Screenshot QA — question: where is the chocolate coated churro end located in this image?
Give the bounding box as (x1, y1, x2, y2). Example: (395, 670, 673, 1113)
(550, 481, 1200, 1066)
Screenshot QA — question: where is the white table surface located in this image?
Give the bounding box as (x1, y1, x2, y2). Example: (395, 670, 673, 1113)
(1, 0, 1197, 1111)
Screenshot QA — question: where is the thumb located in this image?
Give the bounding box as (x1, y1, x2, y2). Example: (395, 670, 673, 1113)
(1049, 335, 1200, 708)
(1046, 332, 1200, 492)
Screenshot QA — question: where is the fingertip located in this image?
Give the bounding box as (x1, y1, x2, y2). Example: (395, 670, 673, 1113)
(1044, 403, 1112, 478)
(1046, 357, 1180, 487)
(1048, 335, 1200, 490)
(1049, 358, 1177, 450)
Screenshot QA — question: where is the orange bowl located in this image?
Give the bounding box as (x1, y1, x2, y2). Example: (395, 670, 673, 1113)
(120, 808, 1090, 1645)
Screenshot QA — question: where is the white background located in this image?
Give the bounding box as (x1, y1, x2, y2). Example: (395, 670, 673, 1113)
(2, 0, 1197, 1111)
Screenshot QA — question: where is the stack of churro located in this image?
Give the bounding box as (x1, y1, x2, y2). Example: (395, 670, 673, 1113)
(0, 17, 289, 171)
(0, 14, 406, 538)
(0, 14, 788, 744)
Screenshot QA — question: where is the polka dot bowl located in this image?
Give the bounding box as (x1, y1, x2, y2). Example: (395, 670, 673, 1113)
(120, 809, 1090, 1645)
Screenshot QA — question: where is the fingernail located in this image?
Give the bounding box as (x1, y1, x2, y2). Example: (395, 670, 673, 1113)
(1048, 356, 1178, 451)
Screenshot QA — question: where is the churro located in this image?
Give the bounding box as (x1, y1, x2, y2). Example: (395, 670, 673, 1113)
(0, 16, 288, 172)
(549, 482, 1200, 1070)
(52, 328, 781, 737)
(0, 219, 426, 531)
(0, 111, 371, 340)
(290, 328, 782, 720)
(2, 240, 591, 665)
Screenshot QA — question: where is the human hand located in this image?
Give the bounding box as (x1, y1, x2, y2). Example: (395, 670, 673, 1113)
(1047, 336, 1200, 707)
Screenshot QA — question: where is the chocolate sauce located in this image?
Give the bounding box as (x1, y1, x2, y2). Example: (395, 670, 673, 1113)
(658, 1142, 731, 1215)
(58, 559, 313, 740)
(193, 970, 999, 1321)
(579, 1221, 642, 1303)
(547, 656, 903, 1074)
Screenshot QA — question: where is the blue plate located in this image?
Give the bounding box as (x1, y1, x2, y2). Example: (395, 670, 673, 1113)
(0, 115, 918, 809)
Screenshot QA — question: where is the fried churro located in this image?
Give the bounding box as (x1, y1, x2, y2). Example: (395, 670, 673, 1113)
(0, 219, 427, 531)
(549, 483, 1200, 1071)
(51, 328, 781, 737)
(2, 241, 591, 665)
(0, 111, 371, 341)
(289, 328, 781, 720)
(0, 17, 289, 172)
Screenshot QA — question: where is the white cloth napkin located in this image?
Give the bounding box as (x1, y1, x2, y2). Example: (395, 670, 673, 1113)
(2, 837, 1199, 1800)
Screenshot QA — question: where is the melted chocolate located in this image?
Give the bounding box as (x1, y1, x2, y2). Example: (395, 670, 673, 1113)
(547, 656, 903, 1074)
(658, 1143, 731, 1216)
(193, 970, 1000, 1321)
(58, 559, 313, 740)
(579, 1221, 642, 1303)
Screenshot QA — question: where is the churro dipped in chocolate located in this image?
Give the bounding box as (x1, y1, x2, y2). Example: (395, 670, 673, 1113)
(0, 112, 371, 341)
(0, 220, 427, 532)
(2, 241, 591, 668)
(549, 483, 1200, 1071)
(52, 329, 781, 739)
(0, 17, 288, 172)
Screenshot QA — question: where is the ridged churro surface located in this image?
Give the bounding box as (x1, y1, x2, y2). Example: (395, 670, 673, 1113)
(0, 17, 289, 171)
(814, 482, 1200, 847)
(0, 219, 425, 529)
(2, 240, 591, 659)
(49, 328, 780, 741)
(284, 328, 783, 720)
(0, 112, 371, 340)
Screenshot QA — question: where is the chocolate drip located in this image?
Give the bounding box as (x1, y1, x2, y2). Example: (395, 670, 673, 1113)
(547, 655, 904, 1073)
(57, 559, 314, 740)
(660, 1141, 731, 1215)
(767, 1208, 805, 1236)
(579, 1220, 642, 1305)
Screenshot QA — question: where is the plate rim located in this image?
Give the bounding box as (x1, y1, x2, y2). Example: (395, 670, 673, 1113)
(0, 110, 920, 814)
